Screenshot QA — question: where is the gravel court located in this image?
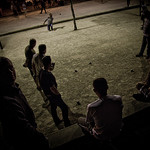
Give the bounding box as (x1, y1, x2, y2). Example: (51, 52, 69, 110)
(0, 7, 150, 137)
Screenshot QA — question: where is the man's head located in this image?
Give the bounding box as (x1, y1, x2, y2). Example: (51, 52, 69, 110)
(29, 38, 36, 48)
(49, 13, 52, 17)
(93, 78, 108, 97)
(42, 56, 51, 70)
(0, 57, 16, 86)
(38, 44, 46, 56)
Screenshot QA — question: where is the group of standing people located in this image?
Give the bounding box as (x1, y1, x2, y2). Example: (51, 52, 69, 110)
(23, 38, 71, 127)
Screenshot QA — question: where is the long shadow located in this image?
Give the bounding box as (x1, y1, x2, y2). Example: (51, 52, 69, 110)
(53, 26, 65, 31)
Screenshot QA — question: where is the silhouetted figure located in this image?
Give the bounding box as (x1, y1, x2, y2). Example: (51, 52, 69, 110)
(10, 1, 18, 16)
(40, 0, 47, 14)
(22, 1, 27, 17)
(43, 13, 54, 31)
(39, 56, 71, 127)
(140, 5, 148, 29)
(0, 57, 50, 150)
(48, 0, 51, 7)
(0, 7, 3, 17)
(78, 78, 123, 141)
(136, 6, 150, 59)
(23, 38, 36, 76)
(127, 0, 130, 7)
(140, 0, 145, 16)
(33, 0, 39, 9)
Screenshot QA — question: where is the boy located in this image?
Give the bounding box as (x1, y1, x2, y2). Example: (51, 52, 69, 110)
(43, 13, 53, 31)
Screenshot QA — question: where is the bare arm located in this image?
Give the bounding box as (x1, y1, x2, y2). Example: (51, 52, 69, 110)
(50, 85, 60, 95)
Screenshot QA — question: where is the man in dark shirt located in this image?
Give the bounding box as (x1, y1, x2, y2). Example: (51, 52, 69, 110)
(40, 0, 47, 14)
(24, 38, 36, 76)
(0, 56, 50, 150)
(39, 56, 71, 127)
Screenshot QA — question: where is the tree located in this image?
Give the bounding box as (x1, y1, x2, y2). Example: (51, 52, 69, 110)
(70, 0, 77, 30)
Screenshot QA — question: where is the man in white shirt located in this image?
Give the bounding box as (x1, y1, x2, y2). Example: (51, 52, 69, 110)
(32, 44, 46, 90)
(78, 78, 123, 141)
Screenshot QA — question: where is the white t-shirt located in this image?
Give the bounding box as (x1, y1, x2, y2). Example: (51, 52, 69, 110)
(86, 95, 123, 139)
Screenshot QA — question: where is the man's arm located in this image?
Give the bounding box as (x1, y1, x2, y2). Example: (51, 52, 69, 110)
(50, 85, 60, 95)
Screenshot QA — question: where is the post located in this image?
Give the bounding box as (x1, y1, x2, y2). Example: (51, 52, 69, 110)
(70, 0, 77, 30)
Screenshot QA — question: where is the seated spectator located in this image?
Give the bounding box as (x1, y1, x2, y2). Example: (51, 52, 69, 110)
(0, 56, 50, 150)
(78, 78, 123, 141)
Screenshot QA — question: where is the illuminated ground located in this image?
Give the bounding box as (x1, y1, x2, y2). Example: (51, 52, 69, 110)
(0, 7, 150, 139)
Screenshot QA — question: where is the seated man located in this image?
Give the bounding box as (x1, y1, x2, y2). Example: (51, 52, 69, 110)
(0, 57, 50, 150)
(78, 78, 123, 141)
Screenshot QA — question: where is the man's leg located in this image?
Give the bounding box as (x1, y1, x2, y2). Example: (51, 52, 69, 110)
(0, 41, 3, 49)
(136, 36, 147, 57)
(50, 102, 62, 125)
(56, 97, 71, 127)
(146, 36, 150, 58)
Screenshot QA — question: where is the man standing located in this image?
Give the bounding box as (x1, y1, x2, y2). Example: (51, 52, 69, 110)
(39, 56, 71, 127)
(78, 78, 123, 141)
(0, 57, 50, 150)
(127, 0, 130, 7)
(32, 44, 46, 90)
(136, 6, 150, 59)
(24, 38, 36, 76)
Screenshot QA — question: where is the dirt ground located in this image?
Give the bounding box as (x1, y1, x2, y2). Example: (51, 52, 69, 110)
(0, 7, 150, 138)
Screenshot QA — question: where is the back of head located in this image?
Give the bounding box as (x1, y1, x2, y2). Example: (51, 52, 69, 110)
(38, 44, 46, 54)
(42, 56, 51, 69)
(0, 57, 16, 87)
(0, 57, 10, 71)
(29, 38, 36, 46)
(93, 78, 108, 96)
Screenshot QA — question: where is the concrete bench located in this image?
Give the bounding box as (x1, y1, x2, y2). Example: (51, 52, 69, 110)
(48, 123, 84, 149)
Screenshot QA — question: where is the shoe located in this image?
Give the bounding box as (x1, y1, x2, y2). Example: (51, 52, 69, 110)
(55, 119, 63, 126)
(42, 100, 50, 108)
(64, 121, 71, 127)
(136, 54, 143, 57)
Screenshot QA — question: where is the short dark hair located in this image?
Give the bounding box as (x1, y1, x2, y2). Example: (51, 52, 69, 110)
(42, 56, 51, 69)
(38, 44, 46, 54)
(93, 78, 108, 96)
(29, 38, 36, 46)
(0, 57, 12, 71)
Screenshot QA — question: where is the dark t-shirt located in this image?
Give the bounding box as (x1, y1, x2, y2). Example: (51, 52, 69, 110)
(39, 69, 57, 96)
